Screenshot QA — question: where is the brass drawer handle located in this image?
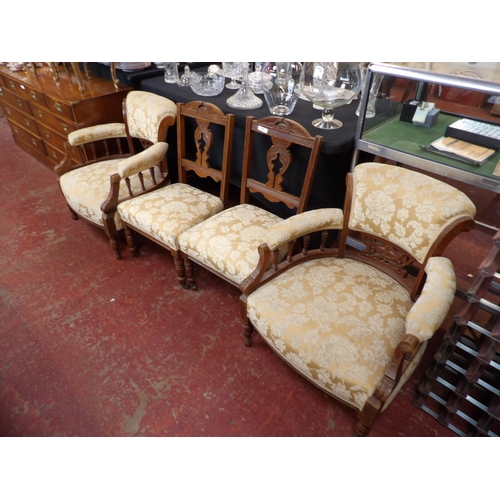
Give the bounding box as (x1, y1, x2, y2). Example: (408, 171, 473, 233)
(44, 131, 51, 139)
(16, 98, 24, 108)
(6, 107, 12, 115)
(37, 110, 45, 119)
(24, 118, 32, 128)
(31, 138, 38, 146)
(61, 123, 69, 133)
(30, 91, 38, 101)
(54, 102, 63, 113)
(9, 81, 15, 90)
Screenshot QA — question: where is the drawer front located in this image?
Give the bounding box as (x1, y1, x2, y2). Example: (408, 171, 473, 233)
(1, 74, 47, 107)
(44, 141, 67, 164)
(45, 94, 75, 121)
(2, 103, 39, 134)
(1, 87, 32, 115)
(37, 121, 67, 151)
(8, 118, 46, 154)
(31, 101, 77, 137)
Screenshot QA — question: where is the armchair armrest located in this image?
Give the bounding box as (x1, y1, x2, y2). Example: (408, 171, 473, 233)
(55, 123, 128, 177)
(101, 142, 170, 217)
(405, 256, 456, 342)
(67, 123, 127, 146)
(265, 208, 344, 251)
(116, 142, 169, 179)
(240, 208, 344, 296)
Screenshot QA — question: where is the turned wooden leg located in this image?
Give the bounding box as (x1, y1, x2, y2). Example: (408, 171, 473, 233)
(124, 225, 139, 257)
(183, 256, 198, 290)
(243, 320, 254, 347)
(171, 251, 189, 289)
(354, 420, 370, 437)
(356, 397, 382, 437)
(109, 236, 122, 260)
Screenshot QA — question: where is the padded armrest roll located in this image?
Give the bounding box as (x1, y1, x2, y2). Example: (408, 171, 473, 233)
(265, 208, 344, 251)
(405, 256, 456, 342)
(116, 142, 169, 179)
(68, 123, 127, 146)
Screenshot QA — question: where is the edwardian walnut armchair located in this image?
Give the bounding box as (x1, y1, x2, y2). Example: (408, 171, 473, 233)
(177, 115, 323, 290)
(239, 162, 476, 436)
(115, 101, 235, 288)
(55, 90, 177, 259)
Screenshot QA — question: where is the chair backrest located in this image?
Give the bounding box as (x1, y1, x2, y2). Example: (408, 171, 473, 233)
(240, 116, 323, 214)
(338, 162, 476, 297)
(176, 101, 235, 206)
(124, 91, 177, 151)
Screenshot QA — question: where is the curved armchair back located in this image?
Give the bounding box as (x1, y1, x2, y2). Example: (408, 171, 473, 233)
(346, 163, 477, 263)
(124, 91, 177, 147)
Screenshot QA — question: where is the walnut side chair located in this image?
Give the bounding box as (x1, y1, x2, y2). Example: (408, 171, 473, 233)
(177, 115, 324, 290)
(55, 90, 177, 259)
(239, 162, 477, 436)
(115, 101, 235, 288)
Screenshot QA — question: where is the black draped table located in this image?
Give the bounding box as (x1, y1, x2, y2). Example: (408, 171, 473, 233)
(140, 72, 361, 216)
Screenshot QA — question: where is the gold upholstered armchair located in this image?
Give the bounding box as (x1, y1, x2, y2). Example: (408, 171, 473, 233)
(177, 115, 323, 290)
(239, 162, 476, 436)
(54, 90, 177, 259)
(116, 101, 235, 288)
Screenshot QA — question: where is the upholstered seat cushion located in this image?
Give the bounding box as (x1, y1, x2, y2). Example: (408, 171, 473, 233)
(59, 160, 161, 229)
(178, 204, 284, 285)
(246, 257, 417, 410)
(117, 183, 225, 251)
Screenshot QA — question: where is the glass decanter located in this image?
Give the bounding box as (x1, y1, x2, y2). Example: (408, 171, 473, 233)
(226, 62, 263, 110)
(302, 62, 363, 129)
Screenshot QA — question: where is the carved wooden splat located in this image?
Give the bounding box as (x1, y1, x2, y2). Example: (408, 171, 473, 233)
(361, 234, 414, 278)
(194, 119, 213, 167)
(265, 136, 292, 192)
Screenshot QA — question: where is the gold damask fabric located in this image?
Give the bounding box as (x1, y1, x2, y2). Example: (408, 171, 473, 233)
(246, 256, 455, 410)
(125, 91, 177, 143)
(405, 256, 456, 341)
(265, 208, 344, 251)
(117, 183, 225, 251)
(116, 142, 168, 179)
(349, 163, 476, 263)
(60, 160, 162, 229)
(68, 123, 127, 146)
(178, 204, 284, 285)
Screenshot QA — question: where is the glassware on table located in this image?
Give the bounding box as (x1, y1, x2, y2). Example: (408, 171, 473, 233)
(302, 62, 363, 129)
(189, 72, 225, 96)
(178, 64, 191, 88)
(356, 72, 384, 118)
(261, 62, 303, 116)
(222, 62, 243, 89)
(164, 62, 179, 84)
(226, 62, 263, 110)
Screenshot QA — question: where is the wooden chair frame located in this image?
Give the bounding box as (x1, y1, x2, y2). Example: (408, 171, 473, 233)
(239, 165, 476, 436)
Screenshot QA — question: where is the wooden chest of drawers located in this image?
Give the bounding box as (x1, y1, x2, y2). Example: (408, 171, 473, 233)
(0, 64, 131, 170)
